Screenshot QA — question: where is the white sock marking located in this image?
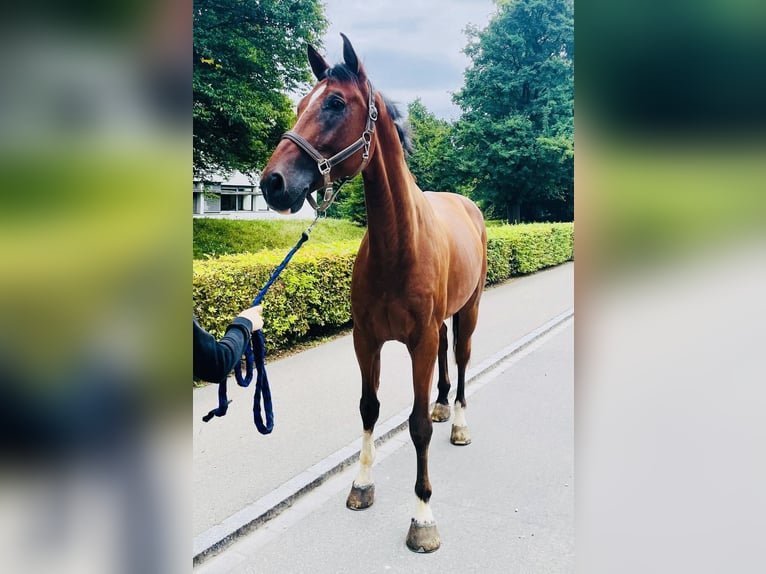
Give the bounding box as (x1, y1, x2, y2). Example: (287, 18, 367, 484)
(453, 401, 467, 427)
(353, 430, 375, 487)
(414, 498, 435, 525)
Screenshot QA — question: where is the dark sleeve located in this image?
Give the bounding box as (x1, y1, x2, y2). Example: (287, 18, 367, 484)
(193, 316, 253, 383)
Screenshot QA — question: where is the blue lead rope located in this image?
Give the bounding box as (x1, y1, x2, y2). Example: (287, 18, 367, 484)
(202, 216, 319, 434)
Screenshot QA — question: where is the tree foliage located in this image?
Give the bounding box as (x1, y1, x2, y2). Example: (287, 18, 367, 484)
(406, 99, 464, 194)
(453, 0, 574, 222)
(193, 0, 326, 177)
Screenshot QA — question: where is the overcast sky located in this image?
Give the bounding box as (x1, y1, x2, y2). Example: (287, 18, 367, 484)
(318, 0, 496, 121)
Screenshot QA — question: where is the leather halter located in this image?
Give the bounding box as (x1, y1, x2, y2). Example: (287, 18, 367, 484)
(280, 79, 378, 212)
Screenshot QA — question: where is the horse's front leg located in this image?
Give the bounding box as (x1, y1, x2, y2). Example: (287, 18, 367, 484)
(406, 327, 441, 553)
(346, 329, 382, 510)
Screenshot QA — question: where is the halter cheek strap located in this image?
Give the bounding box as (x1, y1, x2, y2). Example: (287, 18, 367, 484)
(281, 79, 378, 212)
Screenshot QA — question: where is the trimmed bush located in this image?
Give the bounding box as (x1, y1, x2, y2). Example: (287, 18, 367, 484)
(194, 242, 357, 352)
(485, 222, 574, 284)
(193, 222, 573, 355)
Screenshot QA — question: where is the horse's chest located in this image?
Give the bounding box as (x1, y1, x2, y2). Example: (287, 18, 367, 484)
(352, 269, 442, 340)
(353, 266, 434, 306)
(355, 298, 419, 342)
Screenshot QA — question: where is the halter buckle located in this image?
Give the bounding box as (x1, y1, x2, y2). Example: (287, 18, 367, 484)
(317, 159, 331, 175)
(361, 131, 372, 160)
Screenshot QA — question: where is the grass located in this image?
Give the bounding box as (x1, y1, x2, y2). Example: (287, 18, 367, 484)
(193, 217, 367, 259)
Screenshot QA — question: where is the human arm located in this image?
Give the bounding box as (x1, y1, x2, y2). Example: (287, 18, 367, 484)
(193, 306, 263, 382)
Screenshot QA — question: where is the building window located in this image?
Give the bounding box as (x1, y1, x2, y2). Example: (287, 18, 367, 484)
(204, 194, 221, 212)
(193, 174, 268, 216)
(220, 193, 237, 211)
(219, 186, 258, 212)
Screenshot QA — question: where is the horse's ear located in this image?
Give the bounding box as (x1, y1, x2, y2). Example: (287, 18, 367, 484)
(340, 33, 365, 78)
(307, 44, 329, 80)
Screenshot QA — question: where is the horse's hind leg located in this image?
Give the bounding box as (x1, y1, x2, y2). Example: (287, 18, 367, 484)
(431, 322, 451, 423)
(451, 288, 482, 446)
(347, 330, 381, 510)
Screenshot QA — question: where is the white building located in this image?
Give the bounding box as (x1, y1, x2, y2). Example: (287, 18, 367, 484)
(193, 171, 315, 220)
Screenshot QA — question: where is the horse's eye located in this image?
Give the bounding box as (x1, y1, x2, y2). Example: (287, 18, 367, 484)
(324, 96, 346, 112)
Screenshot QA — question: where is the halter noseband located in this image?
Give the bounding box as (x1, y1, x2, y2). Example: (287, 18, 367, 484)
(280, 79, 378, 212)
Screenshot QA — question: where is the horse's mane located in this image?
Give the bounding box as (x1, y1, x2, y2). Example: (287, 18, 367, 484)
(324, 63, 413, 156)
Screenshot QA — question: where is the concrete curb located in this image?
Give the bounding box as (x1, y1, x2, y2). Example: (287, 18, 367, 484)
(193, 307, 574, 566)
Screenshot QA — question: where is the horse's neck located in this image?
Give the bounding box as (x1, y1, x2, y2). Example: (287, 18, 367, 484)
(362, 117, 424, 259)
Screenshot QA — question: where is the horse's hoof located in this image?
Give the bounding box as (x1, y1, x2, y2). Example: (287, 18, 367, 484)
(431, 402, 451, 423)
(406, 518, 441, 553)
(450, 424, 472, 445)
(346, 483, 375, 510)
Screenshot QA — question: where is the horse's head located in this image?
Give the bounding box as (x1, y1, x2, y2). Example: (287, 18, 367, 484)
(260, 34, 377, 214)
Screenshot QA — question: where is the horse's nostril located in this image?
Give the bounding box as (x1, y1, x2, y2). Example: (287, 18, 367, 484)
(261, 172, 285, 198)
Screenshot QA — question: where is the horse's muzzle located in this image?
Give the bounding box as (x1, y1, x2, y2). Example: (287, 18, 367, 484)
(260, 171, 308, 214)
(260, 172, 286, 209)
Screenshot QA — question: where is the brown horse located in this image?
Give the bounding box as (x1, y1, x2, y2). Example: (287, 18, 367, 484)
(260, 34, 487, 553)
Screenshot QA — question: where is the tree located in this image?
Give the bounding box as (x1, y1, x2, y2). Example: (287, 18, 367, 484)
(406, 99, 464, 194)
(193, 0, 326, 177)
(454, 0, 573, 222)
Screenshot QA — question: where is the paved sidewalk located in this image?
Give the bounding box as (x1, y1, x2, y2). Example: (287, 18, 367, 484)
(197, 320, 574, 573)
(194, 263, 573, 553)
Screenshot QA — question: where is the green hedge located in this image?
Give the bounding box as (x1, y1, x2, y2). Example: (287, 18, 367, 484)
(193, 222, 573, 355)
(485, 222, 574, 284)
(193, 242, 357, 350)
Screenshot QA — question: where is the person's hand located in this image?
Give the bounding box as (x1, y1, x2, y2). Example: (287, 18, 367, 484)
(237, 305, 264, 332)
